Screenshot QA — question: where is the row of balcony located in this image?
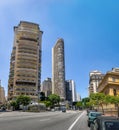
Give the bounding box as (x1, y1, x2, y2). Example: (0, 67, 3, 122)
(16, 65, 37, 70)
(18, 50, 37, 55)
(17, 53, 38, 59)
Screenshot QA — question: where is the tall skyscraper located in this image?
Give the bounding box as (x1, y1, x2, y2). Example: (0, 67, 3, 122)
(0, 80, 5, 104)
(52, 38, 66, 100)
(8, 21, 43, 101)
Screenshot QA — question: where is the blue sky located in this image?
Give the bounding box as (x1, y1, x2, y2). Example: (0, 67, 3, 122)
(0, 0, 119, 98)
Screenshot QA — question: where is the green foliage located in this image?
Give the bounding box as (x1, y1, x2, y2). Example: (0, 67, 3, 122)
(107, 95, 119, 105)
(86, 101, 93, 107)
(44, 101, 52, 107)
(89, 93, 119, 116)
(10, 101, 17, 107)
(48, 94, 60, 107)
(82, 97, 90, 102)
(90, 93, 106, 113)
(76, 101, 82, 107)
(104, 95, 113, 104)
(10, 101, 18, 110)
(90, 93, 105, 105)
(82, 97, 90, 108)
(16, 95, 31, 106)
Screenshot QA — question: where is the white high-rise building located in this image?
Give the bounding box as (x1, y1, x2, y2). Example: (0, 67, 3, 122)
(76, 93, 81, 102)
(71, 80, 77, 102)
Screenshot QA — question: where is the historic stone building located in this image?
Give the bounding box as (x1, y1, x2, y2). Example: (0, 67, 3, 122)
(97, 68, 119, 96)
(89, 70, 104, 95)
(0, 81, 5, 104)
(8, 21, 43, 101)
(52, 38, 66, 100)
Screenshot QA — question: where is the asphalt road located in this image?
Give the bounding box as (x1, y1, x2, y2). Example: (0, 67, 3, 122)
(0, 110, 90, 130)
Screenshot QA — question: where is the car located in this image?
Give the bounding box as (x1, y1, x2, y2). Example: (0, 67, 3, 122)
(0, 107, 6, 112)
(90, 116, 119, 130)
(62, 108, 66, 112)
(87, 109, 97, 116)
(87, 111, 102, 127)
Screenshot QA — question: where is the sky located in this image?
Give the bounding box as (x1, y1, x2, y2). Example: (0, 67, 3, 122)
(0, 0, 119, 98)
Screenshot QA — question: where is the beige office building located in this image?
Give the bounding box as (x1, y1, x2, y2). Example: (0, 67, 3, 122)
(41, 78, 52, 97)
(52, 38, 66, 100)
(0, 81, 5, 104)
(8, 21, 43, 101)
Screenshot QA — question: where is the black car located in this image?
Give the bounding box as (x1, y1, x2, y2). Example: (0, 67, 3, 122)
(62, 108, 66, 112)
(90, 116, 119, 130)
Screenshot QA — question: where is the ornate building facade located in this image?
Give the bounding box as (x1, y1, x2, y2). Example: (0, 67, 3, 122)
(98, 68, 119, 96)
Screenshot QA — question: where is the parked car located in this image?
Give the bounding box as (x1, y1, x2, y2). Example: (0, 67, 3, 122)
(87, 109, 97, 116)
(0, 107, 6, 112)
(90, 116, 119, 130)
(87, 111, 102, 127)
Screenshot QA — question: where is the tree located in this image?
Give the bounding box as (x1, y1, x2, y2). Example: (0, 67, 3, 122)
(44, 101, 52, 108)
(82, 97, 90, 108)
(108, 95, 119, 117)
(16, 95, 31, 111)
(90, 93, 105, 114)
(10, 101, 18, 110)
(48, 94, 60, 108)
(76, 101, 82, 109)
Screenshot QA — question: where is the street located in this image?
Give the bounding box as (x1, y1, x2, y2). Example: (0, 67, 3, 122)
(0, 110, 90, 130)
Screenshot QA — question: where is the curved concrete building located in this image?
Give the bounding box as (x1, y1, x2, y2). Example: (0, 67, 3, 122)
(52, 38, 66, 100)
(8, 21, 43, 101)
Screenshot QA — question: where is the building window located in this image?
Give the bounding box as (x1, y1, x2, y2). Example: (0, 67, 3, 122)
(112, 77, 115, 82)
(113, 89, 116, 96)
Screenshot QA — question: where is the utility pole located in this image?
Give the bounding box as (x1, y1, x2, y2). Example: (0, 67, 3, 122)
(38, 91, 40, 112)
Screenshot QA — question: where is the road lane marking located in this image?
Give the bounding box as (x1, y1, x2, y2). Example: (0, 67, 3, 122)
(40, 119, 50, 121)
(68, 111, 85, 130)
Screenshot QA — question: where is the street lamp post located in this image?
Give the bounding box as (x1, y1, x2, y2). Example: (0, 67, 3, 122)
(37, 91, 40, 112)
